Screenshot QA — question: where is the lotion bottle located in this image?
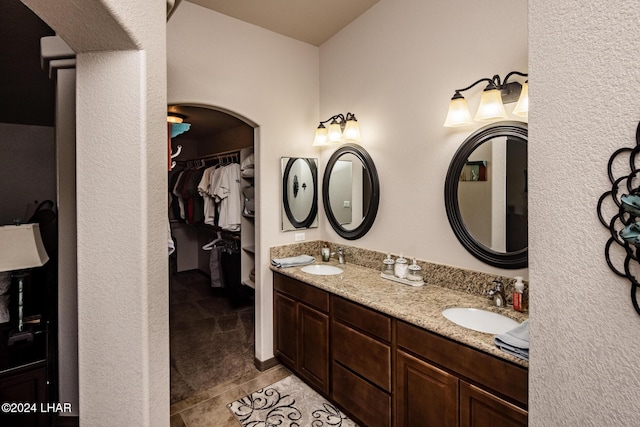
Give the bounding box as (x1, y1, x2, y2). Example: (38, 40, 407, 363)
(512, 276, 527, 312)
(321, 242, 330, 262)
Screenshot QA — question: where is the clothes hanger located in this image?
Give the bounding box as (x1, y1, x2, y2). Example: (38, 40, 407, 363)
(201, 232, 223, 250)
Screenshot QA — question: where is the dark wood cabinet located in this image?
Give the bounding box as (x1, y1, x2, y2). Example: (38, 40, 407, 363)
(396, 320, 528, 427)
(272, 271, 528, 427)
(459, 381, 527, 427)
(298, 304, 329, 393)
(0, 362, 48, 427)
(273, 273, 329, 395)
(395, 350, 459, 427)
(274, 292, 297, 368)
(331, 296, 392, 427)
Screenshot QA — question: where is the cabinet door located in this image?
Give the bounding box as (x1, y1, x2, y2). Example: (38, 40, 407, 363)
(274, 291, 297, 369)
(0, 365, 48, 427)
(298, 303, 329, 395)
(395, 350, 458, 427)
(460, 381, 527, 427)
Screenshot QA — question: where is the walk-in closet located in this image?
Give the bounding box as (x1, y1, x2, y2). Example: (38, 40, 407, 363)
(167, 105, 258, 405)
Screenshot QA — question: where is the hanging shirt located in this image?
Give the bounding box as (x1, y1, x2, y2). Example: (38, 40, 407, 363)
(214, 163, 242, 231)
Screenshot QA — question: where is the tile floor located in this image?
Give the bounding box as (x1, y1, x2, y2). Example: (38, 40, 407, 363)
(170, 364, 291, 427)
(170, 270, 289, 426)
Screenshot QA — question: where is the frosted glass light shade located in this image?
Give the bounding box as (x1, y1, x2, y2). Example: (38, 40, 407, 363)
(167, 113, 184, 123)
(313, 125, 328, 146)
(0, 224, 49, 272)
(343, 118, 361, 142)
(475, 88, 508, 121)
(328, 120, 343, 143)
(444, 96, 473, 127)
(512, 81, 529, 117)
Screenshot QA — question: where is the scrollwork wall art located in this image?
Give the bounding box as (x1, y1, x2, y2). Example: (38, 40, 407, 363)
(597, 121, 640, 315)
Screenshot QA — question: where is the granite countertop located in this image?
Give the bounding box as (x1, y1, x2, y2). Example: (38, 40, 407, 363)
(271, 260, 529, 368)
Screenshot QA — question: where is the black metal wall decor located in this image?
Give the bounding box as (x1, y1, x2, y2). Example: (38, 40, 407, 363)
(597, 120, 640, 315)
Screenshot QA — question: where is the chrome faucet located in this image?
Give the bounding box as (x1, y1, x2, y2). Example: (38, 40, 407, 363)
(332, 247, 346, 264)
(487, 280, 506, 308)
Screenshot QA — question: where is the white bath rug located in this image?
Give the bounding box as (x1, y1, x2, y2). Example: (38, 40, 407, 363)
(227, 375, 359, 426)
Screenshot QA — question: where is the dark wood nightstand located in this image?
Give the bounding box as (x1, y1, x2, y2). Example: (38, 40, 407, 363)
(0, 320, 50, 427)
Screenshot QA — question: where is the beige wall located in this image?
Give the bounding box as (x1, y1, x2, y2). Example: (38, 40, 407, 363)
(19, 0, 640, 425)
(167, 1, 321, 361)
(529, 1, 640, 425)
(319, 0, 528, 279)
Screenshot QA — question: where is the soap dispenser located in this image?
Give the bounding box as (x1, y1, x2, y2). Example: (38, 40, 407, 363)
(381, 252, 395, 276)
(394, 253, 408, 279)
(407, 258, 423, 282)
(512, 276, 527, 312)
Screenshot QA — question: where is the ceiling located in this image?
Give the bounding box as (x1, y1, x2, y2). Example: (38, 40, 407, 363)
(187, 0, 379, 46)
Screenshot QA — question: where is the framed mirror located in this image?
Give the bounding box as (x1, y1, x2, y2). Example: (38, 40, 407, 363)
(281, 157, 318, 230)
(444, 121, 528, 269)
(323, 143, 380, 240)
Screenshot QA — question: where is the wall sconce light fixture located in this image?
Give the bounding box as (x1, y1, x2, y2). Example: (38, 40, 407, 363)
(313, 112, 361, 146)
(444, 71, 528, 127)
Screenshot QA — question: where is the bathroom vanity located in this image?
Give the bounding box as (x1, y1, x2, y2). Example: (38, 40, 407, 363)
(272, 261, 528, 427)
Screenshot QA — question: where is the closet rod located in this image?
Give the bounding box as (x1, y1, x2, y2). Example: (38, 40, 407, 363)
(174, 149, 240, 165)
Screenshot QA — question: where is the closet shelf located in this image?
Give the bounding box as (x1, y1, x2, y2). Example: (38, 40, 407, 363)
(242, 213, 255, 219)
(242, 279, 255, 289)
(242, 245, 255, 254)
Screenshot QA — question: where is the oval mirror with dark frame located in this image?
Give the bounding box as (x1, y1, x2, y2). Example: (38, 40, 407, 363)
(444, 121, 528, 269)
(323, 143, 380, 240)
(281, 157, 318, 231)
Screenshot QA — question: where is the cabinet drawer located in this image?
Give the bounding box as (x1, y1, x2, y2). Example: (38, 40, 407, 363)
(273, 273, 329, 312)
(332, 321, 391, 391)
(397, 321, 528, 407)
(332, 296, 391, 341)
(332, 362, 391, 427)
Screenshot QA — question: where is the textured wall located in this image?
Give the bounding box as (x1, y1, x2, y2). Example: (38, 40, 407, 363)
(23, 0, 169, 425)
(529, 1, 640, 425)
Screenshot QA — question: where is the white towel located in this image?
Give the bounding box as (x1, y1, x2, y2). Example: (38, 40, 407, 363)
(271, 255, 315, 268)
(494, 319, 529, 361)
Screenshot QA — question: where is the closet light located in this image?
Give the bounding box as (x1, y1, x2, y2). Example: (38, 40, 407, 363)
(167, 112, 185, 124)
(313, 112, 361, 146)
(444, 71, 528, 127)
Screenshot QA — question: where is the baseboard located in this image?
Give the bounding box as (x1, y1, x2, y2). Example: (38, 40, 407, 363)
(56, 415, 79, 427)
(254, 356, 279, 372)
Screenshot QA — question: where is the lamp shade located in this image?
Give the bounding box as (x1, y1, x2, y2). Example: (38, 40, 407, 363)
(343, 118, 361, 142)
(328, 120, 343, 143)
(0, 224, 49, 272)
(512, 81, 529, 117)
(444, 95, 473, 127)
(474, 88, 508, 121)
(313, 124, 328, 146)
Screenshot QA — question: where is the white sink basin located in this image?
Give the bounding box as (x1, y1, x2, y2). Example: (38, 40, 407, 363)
(300, 264, 344, 275)
(441, 307, 519, 335)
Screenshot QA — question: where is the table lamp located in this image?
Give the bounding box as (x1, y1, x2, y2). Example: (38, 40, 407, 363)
(0, 223, 49, 345)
